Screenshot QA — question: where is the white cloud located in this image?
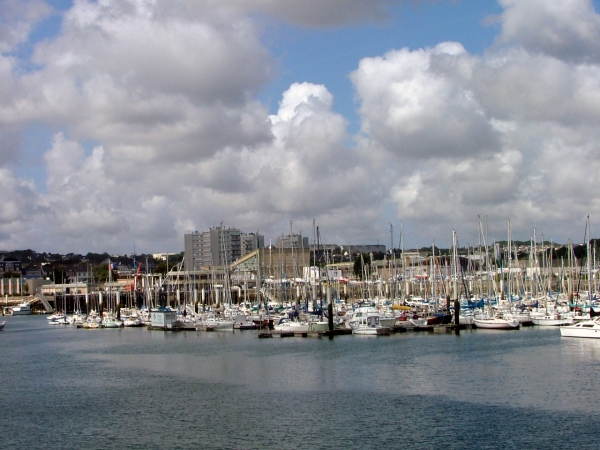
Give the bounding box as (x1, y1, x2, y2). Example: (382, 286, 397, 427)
(0, 0, 52, 52)
(2, 0, 600, 253)
(498, 0, 600, 63)
(352, 42, 501, 160)
(351, 25, 600, 244)
(0, 167, 39, 247)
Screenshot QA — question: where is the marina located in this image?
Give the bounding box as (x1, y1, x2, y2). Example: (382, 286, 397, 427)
(1, 314, 600, 449)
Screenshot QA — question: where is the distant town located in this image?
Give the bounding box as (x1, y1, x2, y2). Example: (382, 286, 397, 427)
(0, 224, 595, 300)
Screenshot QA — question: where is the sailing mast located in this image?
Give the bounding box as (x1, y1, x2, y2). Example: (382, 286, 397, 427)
(587, 215, 592, 306)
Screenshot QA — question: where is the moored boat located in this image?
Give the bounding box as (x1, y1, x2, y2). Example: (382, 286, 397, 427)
(531, 313, 574, 326)
(348, 307, 391, 335)
(197, 314, 234, 330)
(560, 318, 600, 338)
(473, 315, 520, 329)
(4, 302, 32, 316)
(273, 318, 309, 332)
(233, 314, 256, 330)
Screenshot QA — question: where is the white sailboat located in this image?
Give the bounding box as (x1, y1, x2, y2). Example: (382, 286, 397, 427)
(473, 314, 520, 329)
(273, 317, 309, 332)
(560, 216, 600, 338)
(530, 312, 574, 326)
(473, 221, 521, 330)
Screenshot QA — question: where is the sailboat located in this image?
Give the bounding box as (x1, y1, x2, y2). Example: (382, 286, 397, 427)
(560, 216, 600, 338)
(473, 221, 520, 330)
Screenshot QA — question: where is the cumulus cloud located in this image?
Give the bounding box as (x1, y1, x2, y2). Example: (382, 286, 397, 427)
(0, 167, 39, 247)
(352, 42, 501, 160)
(351, 0, 600, 243)
(208, 0, 395, 27)
(0, 0, 52, 52)
(2, 0, 600, 253)
(498, 0, 600, 63)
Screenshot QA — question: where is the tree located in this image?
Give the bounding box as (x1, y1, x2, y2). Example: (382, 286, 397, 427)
(153, 261, 168, 275)
(96, 263, 116, 282)
(353, 253, 371, 280)
(167, 252, 184, 267)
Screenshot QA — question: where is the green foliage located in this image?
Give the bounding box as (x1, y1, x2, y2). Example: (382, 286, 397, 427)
(167, 252, 184, 266)
(85, 252, 110, 263)
(372, 251, 386, 261)
(95, 263, 116, 282)
(353, 253, 371, 280)
(153, 261, 168, 275)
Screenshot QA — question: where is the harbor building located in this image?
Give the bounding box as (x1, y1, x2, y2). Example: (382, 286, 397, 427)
(275, 233, 309, 249)
(241, 233, 264, 257)
(185, 227, 264, 272)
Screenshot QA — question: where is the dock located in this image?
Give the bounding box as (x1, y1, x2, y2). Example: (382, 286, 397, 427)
(259, 328, 353, 338)
(257, 324, 476, 338)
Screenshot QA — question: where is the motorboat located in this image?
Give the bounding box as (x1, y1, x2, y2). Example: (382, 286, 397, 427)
(348, 307, 391, 335)
(233, 314, 256, 330)
(48, 315, 69, 325)
(4, 302, 32, 315)
(47, 312, 66, 321)
(560, 318, 600, 338)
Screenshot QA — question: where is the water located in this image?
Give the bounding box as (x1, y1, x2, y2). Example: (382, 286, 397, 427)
(1, 316, 600, 449)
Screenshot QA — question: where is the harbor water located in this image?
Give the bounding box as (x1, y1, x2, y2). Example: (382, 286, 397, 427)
(1, 315, 600, 449)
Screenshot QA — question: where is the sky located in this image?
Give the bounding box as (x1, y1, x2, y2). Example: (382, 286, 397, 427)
(1, 0, 600, 255)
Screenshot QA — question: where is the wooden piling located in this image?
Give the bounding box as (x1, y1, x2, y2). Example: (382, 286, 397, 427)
(454, 299, 460, 335)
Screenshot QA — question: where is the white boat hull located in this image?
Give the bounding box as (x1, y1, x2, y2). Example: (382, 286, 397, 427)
(532, 317, 574, 326)
(198, 320, 234, 330)
(560, 320, 600, 338)
(309, 321, 329, 332)
(473, 318, 520, 329)
(274, 322, 309, 332)
(5, 303, 32, 315)
(352, 326, 391, 335)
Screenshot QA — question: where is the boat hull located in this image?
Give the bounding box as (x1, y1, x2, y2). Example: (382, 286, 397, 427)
(352, 326, 391, 335)
(273, 323, 309, 332)
(473, 318, 520, 329)
(5, 303, 32, 315)
(532, 318, 574, 326)
(560, 320, 600, 338)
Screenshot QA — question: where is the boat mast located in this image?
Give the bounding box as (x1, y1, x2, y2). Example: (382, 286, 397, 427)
(587, 215, 592, 304)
